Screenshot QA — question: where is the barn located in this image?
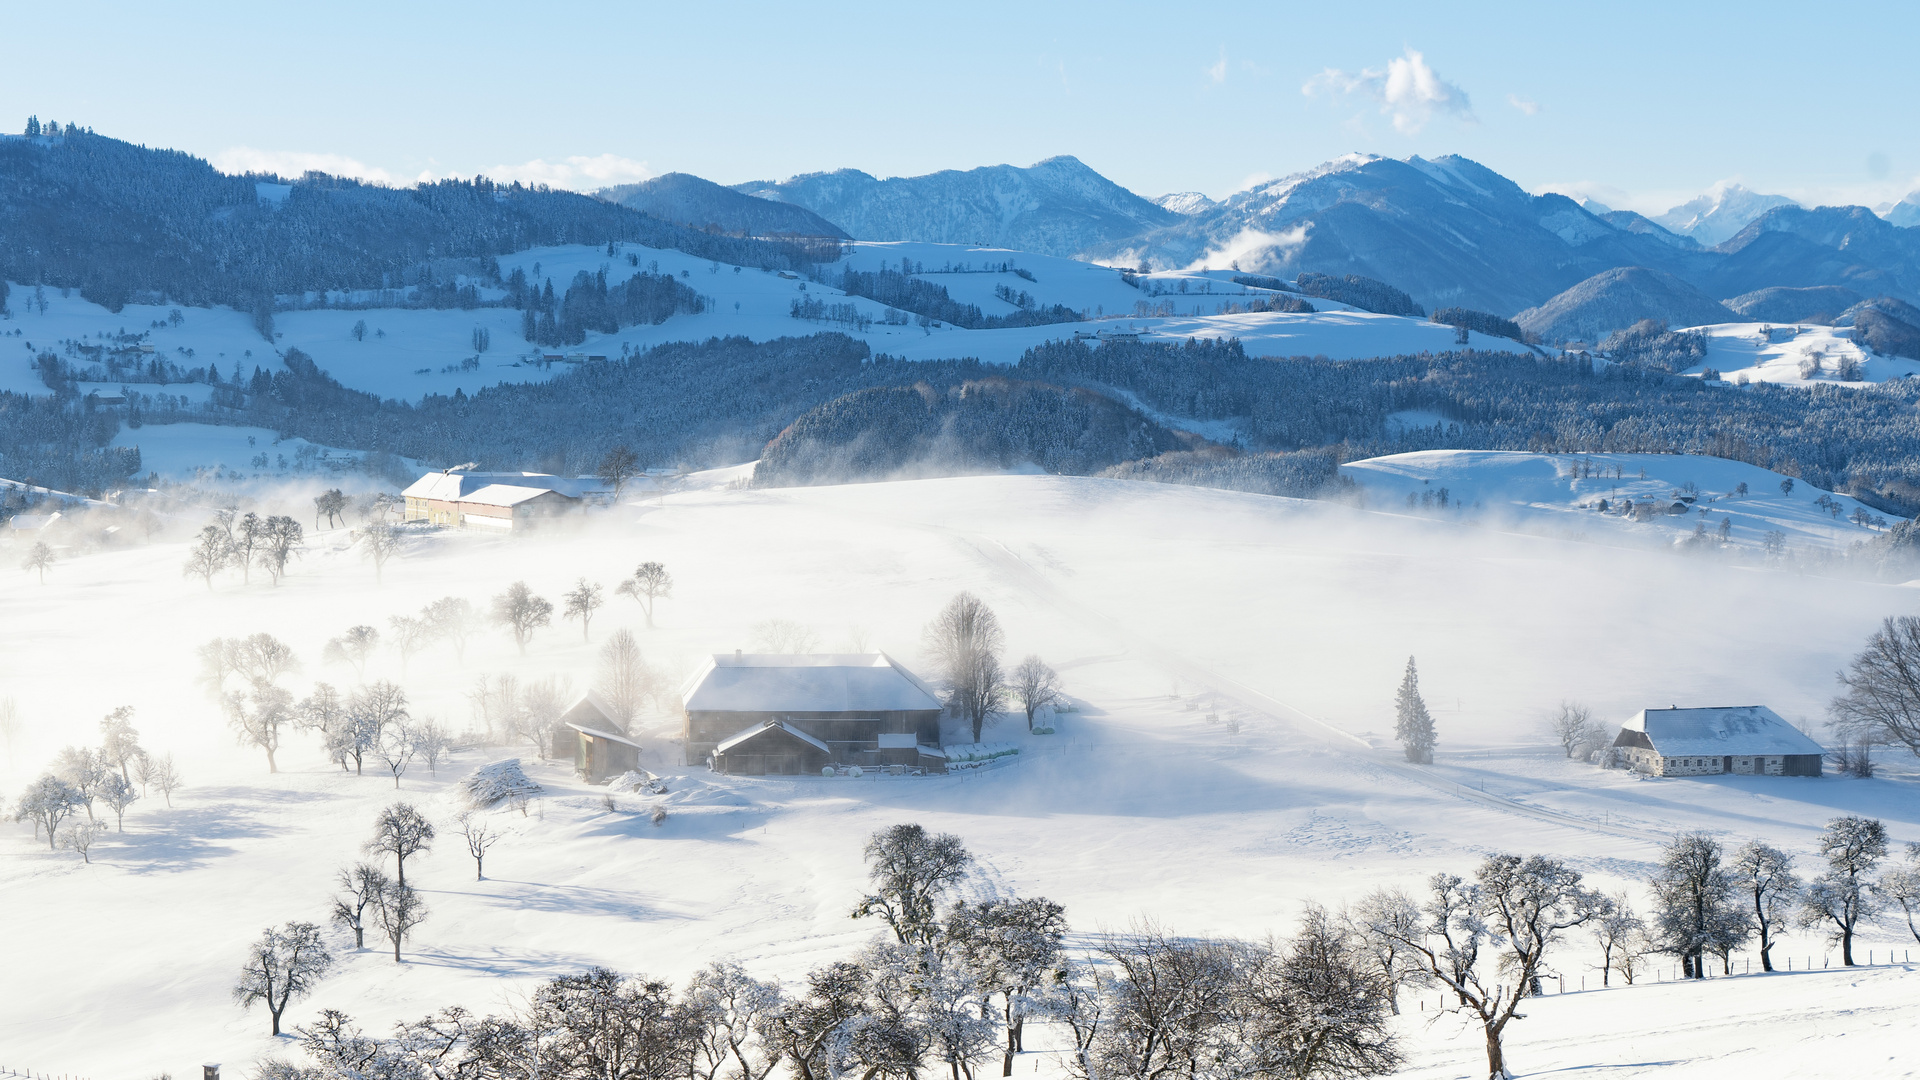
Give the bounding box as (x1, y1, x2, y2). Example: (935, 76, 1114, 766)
(682, 652, 947, 775)
(402, 468, 629, 531)
(1613, 705, 1824, 777)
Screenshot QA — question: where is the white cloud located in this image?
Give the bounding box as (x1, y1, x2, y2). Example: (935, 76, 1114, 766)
(482, 154, 653, 191)
(1302, 48, 1474, 134)
(1184, 224, 1309, 271)
(1208, 48, 1229, 85)
(1507, 93, 1540, 116)
(211, 147, 413, 186)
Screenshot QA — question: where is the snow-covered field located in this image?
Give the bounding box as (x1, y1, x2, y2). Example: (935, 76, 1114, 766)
(3, 473, 1916, 1077)
(2, 245, 1520, 406)
(1343, 449, 1895, 553)
(1677, 321, 1920, 387)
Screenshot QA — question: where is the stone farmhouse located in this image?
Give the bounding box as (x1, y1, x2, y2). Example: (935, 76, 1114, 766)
(1613, 705, 1824, 777)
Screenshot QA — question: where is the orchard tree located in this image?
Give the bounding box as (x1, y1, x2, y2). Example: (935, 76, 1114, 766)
(99, 773, 138, 831)
(1881, 844, 1920, 946)
(564, 578, 605, 641)
(12, 775, 83, 850)
(387, 614, 432, 676)
(366, 802, 435, 888)
(232, 921, 334, 1036)
(256, 515, 304, 584)
(183, 525, 233, 587)
(21, 540, 55, 583)
(1010, 655, 1062, 732)
(616, 561, 673, 628)
(424, 596, 481, 663)
(152, 752, 183, 807)
(323, 626, 381, 681)
(457, 811, 503, 880)
(1649, 832, 1745, 978)
(599, 446, 641, 504)
(1547, 701, 1594, 758)
(314, 488, 347, 529)
(1831, 615, 1920, 760)
(1586, 893, 1643, 987)
(1361, 854, 1596, 1080)
(1394, 657, 1436, 764)
(1729, 840, 1799, 971)
(371, 879, 428, 962)
(1799, 815, 1889, 965)
(946, 895, 1068, 1073)
(363, 520, 404, 583)
(596, 627, 655, 731)
(329, 862, 391, 949)
(853, 823, 974, 947)
(98, 705, 142, 782)
(227, 685, 295, 772)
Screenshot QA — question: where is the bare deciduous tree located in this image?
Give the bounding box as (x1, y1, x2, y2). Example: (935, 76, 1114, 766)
(59, 818, 103, 862)
(413, 719, 452, 775)
(387, 614, 432, 677)
(330, 862, 391, 950)
(375, 719, 418, 789)
(457, 811, 502, 881)
(752, 618, 817, 654)
(371, 879, 428, 962)
(1730, 840, 1799, 971)
(0, 696, 20, 770)
(21, 540, 56, 583)
(256, 515, 304, 585)
(233, 921, 334, 1035)
(363, 520, 404, 583)
(152, 752, 183, 807)
(853, 823, 974, 947)
(98, 705, 142, 782)
(492, 581, 553, 654)
(597, 628, 655, 732)
(1547, 701, 1594, 758)
(323, 626, 381, 681)
(99, 772, 138, 831)
(345, 680, 410, 777)
(925, 592, 1007, 743)
(227, 685, 295, 772)
(1831, 616, 1920, 760)
(1586, 892, 1642, 987)
(1010, 656, 1062, 732)
(1881, 844, 1920, 947)
(516, 675, 574, 756)
(366, 803, 435, 889)
(600, 446, 641, 504)
(616, 561, 673, 628)
(424, 596, 481, 663)
(183, 525, 233, 588)
(564, 578, 604, 641)
(1649, 832, 1746, 978)
(1799, 815, 1888, 966)
(13, 775, 84, 850)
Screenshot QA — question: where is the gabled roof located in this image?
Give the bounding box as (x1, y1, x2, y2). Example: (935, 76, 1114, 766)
(459, 484, 575, 508)
(715, 718, 832, 756)
(565, 721, 642, 750)
(683, 652, 943, 713)
(559, 691, 622, 732)
(402, 470, 621, 502)
(1621, 705, 1823, 757)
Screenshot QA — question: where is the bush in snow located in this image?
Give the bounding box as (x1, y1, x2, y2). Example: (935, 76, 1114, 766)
(462, 758, 542, 809)
(944, 742, 1021, 768)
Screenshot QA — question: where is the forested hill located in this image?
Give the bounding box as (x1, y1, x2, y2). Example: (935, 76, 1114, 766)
(0, 127, 836, 315)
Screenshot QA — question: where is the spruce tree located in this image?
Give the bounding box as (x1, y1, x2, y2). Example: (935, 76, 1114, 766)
(1394, 656, 1436, 764)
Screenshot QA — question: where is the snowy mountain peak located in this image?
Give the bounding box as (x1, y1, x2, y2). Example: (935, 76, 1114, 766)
(1654, 182, 1799, 247)
(1154, 191, 1216, 216)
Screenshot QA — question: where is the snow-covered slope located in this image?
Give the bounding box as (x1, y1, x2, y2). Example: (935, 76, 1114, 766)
(1342, 449, 1895, 551)
(2, 473, 1917, 1076)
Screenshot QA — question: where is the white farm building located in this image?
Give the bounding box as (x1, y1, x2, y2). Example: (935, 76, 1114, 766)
(1613, 705, 1824, 777)
(681, 652, 947, 775)
(402, 468, 623, 531)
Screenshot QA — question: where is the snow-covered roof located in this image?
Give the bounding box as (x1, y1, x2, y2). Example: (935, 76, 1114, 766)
(402, 470, 612, 502)
(683, 652, 943, 713)
(457, 484, 574, 509)
(1621, 705, 1823, 757)
(565, 721, 642, 750)
(714, 718, 832, 755)
(7, 512, 60, 531)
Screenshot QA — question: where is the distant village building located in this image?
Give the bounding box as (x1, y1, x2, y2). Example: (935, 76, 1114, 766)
(682, 652, 947, 775)
(401, 467, 623, 530)
(1613, 705, 1823, 777)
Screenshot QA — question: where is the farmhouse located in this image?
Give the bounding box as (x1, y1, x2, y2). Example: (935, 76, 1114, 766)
(555, 691, 641, 783)
(402, 467, 618, 530)
(1613, 705, 1824, 777)
(682, 652, 946, 775)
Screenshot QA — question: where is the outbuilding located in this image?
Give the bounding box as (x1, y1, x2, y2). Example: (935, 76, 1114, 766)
(682, 652, 946, 775)
(1613, 705, 1823, 777)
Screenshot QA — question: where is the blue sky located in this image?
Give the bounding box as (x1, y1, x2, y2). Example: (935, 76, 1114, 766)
(7, 1, 1917, 212)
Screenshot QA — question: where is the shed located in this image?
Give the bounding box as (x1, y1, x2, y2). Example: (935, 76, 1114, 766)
(682, 652, 946, 774)
(1613, 705, 1823, 777)
(568, 721, 642, 784)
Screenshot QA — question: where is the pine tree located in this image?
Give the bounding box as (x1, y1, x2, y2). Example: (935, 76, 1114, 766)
(1394, 657, 1436, 764)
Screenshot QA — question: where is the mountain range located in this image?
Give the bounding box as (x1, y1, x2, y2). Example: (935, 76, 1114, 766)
(716, 154, 1920, 321)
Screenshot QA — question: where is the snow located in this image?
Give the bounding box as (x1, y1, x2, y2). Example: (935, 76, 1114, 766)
(683, 653, 942, 713)
(1677, 320, 1920, 386)
(106, 422, 390, 488)
(1341, 449, 1893, 552)
(1626, 705, 1825, 758)
(3, 472, 1918, 1076)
